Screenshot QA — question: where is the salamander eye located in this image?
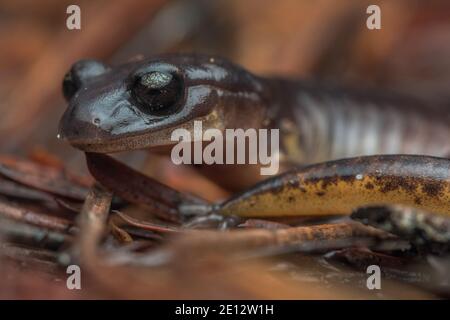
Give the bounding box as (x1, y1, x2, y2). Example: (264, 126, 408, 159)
(62, 59, 109, 101)
(62, 70, 81, 101)
(131, 71, 183, 116)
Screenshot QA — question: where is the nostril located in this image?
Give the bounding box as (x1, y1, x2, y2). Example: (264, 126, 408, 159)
(59, 114, 110, 143)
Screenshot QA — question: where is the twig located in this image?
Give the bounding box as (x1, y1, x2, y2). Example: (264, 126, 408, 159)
(109, 220, 133, 244)
(0, 156, 89, 200)
(75, 183, 112, 262)
(114, 210, 179, 234)
(124, 222, 395, 267)
(0, 218, 71, 250)
(183, 222, 393, 250)
(0, 199, 73, 232)
(0, 176, 56, 203)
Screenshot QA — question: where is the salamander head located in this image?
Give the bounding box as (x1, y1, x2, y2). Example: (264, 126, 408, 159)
(59, 54, 267, 153)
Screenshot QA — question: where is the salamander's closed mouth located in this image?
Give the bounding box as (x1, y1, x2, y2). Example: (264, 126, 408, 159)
(60, 130, 177, 154)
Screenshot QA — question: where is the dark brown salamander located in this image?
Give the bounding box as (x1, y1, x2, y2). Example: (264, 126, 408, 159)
(58, 54, 450, 218)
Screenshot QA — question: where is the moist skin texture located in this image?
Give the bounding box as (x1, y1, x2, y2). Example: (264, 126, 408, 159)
(60, 53, 450, 217)
(217, 155, 450, 217)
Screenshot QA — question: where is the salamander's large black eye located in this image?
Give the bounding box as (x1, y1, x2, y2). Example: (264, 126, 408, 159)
(62, 71, 80, 101)
(63, 59, 109, 101)
(131, 71, 183, 116)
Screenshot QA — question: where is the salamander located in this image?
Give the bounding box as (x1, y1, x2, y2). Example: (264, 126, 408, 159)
(58, 53, 450, 218)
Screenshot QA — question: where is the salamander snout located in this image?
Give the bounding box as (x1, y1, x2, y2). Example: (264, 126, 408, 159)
(59, 60, 135, 150)
(58, 75, 137, 149)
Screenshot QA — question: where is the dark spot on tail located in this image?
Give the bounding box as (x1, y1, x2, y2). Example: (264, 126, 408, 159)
(380, 177, 417, 193)
(422, 181, 444, 197)
(365, 182, 374, 190)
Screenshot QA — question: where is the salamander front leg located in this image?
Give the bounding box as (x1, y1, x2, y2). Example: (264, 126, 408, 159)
(85, 153, 210, 223)
(215, 155, 450, 218)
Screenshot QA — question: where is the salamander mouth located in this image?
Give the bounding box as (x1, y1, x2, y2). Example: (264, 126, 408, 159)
(63, 134, 177, 154)
(58, 109, 184, 153)
(69, 139, 131, 153)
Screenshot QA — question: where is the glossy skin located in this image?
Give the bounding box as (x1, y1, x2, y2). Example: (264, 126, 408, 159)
(60, 54, 269, 153)
(60, 54, 450, 218)
(218, 155, 450, 217)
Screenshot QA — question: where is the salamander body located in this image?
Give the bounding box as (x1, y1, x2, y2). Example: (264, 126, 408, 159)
(59, 54, 450, 218)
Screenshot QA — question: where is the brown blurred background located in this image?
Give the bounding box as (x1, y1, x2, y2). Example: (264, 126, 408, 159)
(0, 0, 450, 300)
(0, 0, 449, 168)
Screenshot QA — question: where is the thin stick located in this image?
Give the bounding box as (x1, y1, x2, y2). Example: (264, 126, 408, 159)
(0, 199, 73, 232)
(76, 183, 112, 262)
(0, 218, 70, 249)
(114, 210, 179, 234)
(183, 222, 393, 251)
